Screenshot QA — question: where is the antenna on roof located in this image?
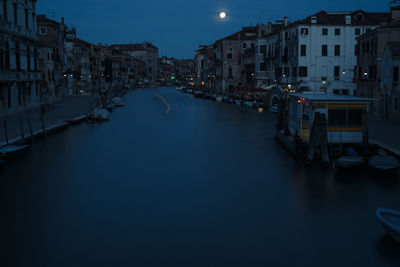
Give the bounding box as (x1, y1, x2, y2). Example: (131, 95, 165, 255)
(327, 0, 332, 10)
(259, 9, 265, 24)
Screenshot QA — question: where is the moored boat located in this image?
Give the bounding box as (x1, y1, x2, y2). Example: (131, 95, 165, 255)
(111, 97, 124, 107)
(334, 156, 365, 169)
(368, 155, 399, 175)
(269, 104, 279, 113)
(243, 101, 254, 108)
(215, 96, 223, 102)
(376, 208, 400, 243)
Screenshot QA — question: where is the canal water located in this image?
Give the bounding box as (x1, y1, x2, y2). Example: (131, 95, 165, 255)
(1, 87, 400, 267)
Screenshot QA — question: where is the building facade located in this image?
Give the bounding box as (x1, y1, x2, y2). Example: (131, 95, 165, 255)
(0, 0, 41, 116)
(110, 43, 159, 81)
(356, 4, 400, 118)
(278, 10, 388, 95)
(37, 14, 67, 103)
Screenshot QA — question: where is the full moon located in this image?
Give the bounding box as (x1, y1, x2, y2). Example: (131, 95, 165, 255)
(219, 12, 226, 19)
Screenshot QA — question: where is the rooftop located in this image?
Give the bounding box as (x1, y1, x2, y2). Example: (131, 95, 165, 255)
(289, 10, 390, 27)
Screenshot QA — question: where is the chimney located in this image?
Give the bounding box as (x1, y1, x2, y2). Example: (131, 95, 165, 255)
(345, 15, 351, 25)
(310, 16, 317, 24)
(61, 17, 64, 24)
(283, 16, 289, 27)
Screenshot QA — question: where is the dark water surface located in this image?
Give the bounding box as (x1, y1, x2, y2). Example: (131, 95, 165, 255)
(1, 87, 400, 267)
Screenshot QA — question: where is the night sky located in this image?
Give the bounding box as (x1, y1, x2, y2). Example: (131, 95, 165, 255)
(37, 0, 388, 59)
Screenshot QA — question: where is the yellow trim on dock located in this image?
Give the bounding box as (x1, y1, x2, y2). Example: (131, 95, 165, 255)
(328, 104, 367, 109)
(328, 127, 363, 132)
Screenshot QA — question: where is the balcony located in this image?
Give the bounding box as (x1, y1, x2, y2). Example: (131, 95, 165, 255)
(0, 20, 37, 40)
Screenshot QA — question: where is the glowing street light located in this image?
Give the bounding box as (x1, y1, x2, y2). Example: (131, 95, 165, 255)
(219, 12, 226, 19)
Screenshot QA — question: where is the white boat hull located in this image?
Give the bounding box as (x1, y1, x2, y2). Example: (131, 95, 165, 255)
(376, 208, 400, 243)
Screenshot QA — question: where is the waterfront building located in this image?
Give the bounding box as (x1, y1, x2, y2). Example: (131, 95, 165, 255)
(276, 10, 389, 95)
(110, 43, 159, 81)
(0, 0, 42, 116)
(194, 45, 215, 90)
(173, 59, 194, 82)
(215, 26, 258, 95)
(254, 23, 283, 88)
(381, 41, 400, 121)
(37, 15, 68, 103)
(159, 56, 174, 82)
(90, 44, 106, 92)
(356, 2, 400, 118)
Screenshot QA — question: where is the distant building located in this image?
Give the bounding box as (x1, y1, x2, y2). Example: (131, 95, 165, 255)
(0, 0, 41, 115)
(255, 23, 283, 87)
(110, 43, 159, 81)
(37, 15, 68, 103)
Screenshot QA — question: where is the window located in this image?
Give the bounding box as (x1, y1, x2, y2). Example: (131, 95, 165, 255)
(228, 67, 232, 78)
(322, 45, 328, 56)
(13, 3, 17, 25)
(251, 43, 255, 49)
(15, 43, 20, 71)
(293, 67, 297, 77)
(40, 27, 47, 35)
(300, 28, 309, 35)
(335, 45, 340, 56)
(7, 87, 11, 109)
(284, 67, 290, 77)
(18, 85, 21, 106)
(347, 110, 363, 126)
(299, 66, 308, 77)
(342, 89, 349, 95)
(333, 89, 340, 95)
(27, 45, 30, 71)
(3, 0, 8, 21)
(355, 44, 359, 56)
(328, 109, 346, 126)
(300, 44, 306, 56)
(5, 42, 10, 69)
(25, 8, 28, 29)
(48, 70, 51, 81)
(355, 28, 361, 35)
(322, 28, 328, 35)
(335, 28, 341, 36)
(329, 109, 363, 126)
(260, 45, 266, 55)
(334, 66, 340, 79)
(34, 47, 37, 71)
(260, 63, 266, 71)
(243, 43, 247, 49)
(395, 97, 398, 112)
(227, 53, 232, 59)
(394, 66, 399, 83)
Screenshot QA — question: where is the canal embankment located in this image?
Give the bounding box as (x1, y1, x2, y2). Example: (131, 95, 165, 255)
(0, 94, 96, 147)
